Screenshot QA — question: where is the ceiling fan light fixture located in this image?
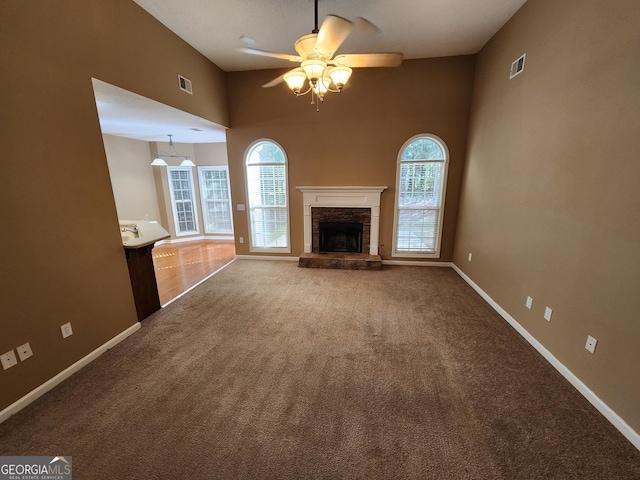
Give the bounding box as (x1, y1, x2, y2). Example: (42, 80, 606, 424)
(314, 76, 331, 98)
(241, 0, 403, 112)
(301, 59, 326, 85)
(284, 68, 307, 95)
(329, 66, 352, 91)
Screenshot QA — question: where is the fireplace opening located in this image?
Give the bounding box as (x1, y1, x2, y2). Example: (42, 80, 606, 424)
(319, 222, 364, 253)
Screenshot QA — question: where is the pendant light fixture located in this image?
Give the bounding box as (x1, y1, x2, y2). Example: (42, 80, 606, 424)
(151, 134, 195, 166)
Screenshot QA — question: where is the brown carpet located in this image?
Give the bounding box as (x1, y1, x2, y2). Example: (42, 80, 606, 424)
(1, 260, 639, 479)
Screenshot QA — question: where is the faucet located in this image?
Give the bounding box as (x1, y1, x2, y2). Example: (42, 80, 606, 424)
(121, 226, 138, 233)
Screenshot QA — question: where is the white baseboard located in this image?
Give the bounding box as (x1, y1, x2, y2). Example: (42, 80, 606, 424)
(451, 263, 640, 451)
(383, 260, 453, 267)
(234, 255, 299, 262)
(156, 235, 234, 246)
(0, 323, 141, 425)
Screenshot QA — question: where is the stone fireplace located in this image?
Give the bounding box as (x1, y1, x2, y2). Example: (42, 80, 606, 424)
(313, 207, 370, 253)
(296, 186, 387, 269)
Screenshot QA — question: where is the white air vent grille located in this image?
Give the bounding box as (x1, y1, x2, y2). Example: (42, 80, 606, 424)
(178, 74, 193, 94)
(509, 54, 526, 79)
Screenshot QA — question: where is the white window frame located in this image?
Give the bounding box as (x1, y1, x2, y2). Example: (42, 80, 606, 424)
(244, 139, 291, 253)
(197, 166, 234, 235)
(167, 166, 200, 236)
(392, 134, 449, 258)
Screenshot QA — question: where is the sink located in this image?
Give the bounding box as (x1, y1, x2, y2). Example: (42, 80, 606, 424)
(119, 224, 140, 244)
(120, 223, 140, 240)
(118, 220, 170, 248)
(121, 231, 138, 242)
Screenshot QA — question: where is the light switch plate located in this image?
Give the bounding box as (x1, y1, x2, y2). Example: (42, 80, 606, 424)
(526, 296, 533, 309)
(544, 307, 553, 321)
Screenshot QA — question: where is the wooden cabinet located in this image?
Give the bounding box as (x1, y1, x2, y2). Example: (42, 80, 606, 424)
(125, 244, 162, 321)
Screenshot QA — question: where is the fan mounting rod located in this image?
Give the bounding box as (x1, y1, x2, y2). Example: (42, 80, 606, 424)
(313, 0, 319, 33)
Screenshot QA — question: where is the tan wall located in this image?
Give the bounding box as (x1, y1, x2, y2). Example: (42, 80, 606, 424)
(226, 56, 476, 259)
(0, 0, 228, 411)
(453, 0, 640, 432)
(195, 143, 229, 166)
(103, 135, 162, 222)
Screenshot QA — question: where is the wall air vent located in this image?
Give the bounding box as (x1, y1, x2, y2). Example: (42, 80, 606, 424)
(178, 74, 193, 94)
(509, 54, 526, 79)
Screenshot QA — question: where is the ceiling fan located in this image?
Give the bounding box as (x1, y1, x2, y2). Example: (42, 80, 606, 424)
(237, 0, 403, 110)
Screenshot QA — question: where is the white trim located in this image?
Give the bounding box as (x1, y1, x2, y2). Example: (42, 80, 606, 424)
(167, 166, 200, 236)
(0, 323, 141, 425)
(451, 263, 640, 452)
(197, 166, 234, 236)
(155, 234, 234, 246)
(392, 134, 450, 259)
(383, 260, 452, 267)
(296, 186, 387, 255)
(244, 139, 291, 253)
(234, 255, 298, 262)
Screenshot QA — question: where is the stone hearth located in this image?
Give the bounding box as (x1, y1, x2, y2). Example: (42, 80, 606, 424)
(298, 252, 382, 270)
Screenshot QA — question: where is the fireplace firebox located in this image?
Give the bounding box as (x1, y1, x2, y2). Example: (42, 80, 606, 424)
(319, 222, 364, 253)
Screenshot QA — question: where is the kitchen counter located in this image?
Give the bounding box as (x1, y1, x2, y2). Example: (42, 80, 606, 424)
(120, 220, 170, 249)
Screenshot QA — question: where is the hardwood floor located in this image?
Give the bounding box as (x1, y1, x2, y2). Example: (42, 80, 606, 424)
(152, 240, 235, 305)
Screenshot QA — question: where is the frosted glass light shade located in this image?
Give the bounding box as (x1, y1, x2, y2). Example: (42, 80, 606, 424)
(180, 158, 196, 167)
(329, 66, 352, 91)
(301, 59, 326, 84)
(284, 69, 307, 94)
(151, 157, 168, 166)
(314, 76, 331, 97)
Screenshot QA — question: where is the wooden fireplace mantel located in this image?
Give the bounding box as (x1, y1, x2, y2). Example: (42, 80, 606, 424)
(296, 186, 387, 255)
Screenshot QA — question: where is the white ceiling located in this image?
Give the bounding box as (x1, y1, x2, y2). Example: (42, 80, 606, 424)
(133, 0, 527, 72)
(92, 79, 227, 143)
(94, 0, 527, 144)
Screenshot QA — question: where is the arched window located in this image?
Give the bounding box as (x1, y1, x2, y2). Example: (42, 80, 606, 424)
(245, 140, 290, 252)
(393, 134, 449, 258)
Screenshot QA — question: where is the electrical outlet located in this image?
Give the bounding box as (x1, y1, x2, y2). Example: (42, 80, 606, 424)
(61, 322, 73, 339)
(16, 342, 33, 361)
(544, 307, 553, 321)
(525, 296, 533, 309)
(468, 253, 472, 261)
(239, 237, 244, 244)
(236, 204, 246, 211)
(1, 350, 18, 370)
(585, 335, 597, 354)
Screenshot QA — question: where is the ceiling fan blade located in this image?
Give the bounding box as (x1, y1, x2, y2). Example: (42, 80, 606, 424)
(262, 73, 286, 88)
(314, 15, 353, 58)
(353, 17, 381, 35)
(236, 47, 302, 63)
(332, 53, 403, 68)
(261, 68, 302, 88)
